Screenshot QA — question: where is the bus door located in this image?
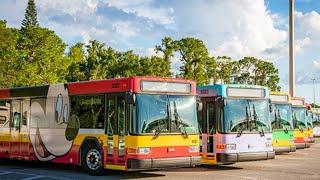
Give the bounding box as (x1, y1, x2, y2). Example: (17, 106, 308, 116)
(20, 100, 30, 156)
(106, 96, 126, 166)
(10, 100, 30, 157)
(201, 98, 216, 158)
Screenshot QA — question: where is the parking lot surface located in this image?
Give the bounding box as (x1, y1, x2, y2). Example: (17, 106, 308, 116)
(0, 139, 320, 180)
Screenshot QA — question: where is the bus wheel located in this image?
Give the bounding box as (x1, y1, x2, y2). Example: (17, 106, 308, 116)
(82, 143, 104, 175)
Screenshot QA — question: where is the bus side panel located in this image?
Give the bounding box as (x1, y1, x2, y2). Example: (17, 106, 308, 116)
(314, 126, 320, 137)
(0, 128, 10, 158)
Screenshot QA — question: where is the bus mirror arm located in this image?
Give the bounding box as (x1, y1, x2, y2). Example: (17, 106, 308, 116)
(269, 100, 273, 113)
(125, 92, 135, 104)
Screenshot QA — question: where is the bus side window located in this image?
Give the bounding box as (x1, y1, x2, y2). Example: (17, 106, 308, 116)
(0, 100, 11, 128)
(106, 98, 116, 135)
(11, 101, 21, 131)
(22, 100, 30, 127)
(70, 95, 105, 129)
(118, 98, 125, 136)
(207, 103, 215, 134)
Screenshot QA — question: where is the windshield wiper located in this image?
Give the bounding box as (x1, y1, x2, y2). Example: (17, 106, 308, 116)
(236, 125, 246, 137)
(236, 106, 250, 138)
(153, 104, 170, 139)
(153, 126, 162, 139)
(252, 104, 265, 137)
(173, 101, 189, 139)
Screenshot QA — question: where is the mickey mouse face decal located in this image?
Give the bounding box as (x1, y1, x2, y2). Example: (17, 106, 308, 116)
(30, 84, 79, 161)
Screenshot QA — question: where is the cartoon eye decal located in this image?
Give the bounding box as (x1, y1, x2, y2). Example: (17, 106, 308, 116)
(63, 104, 69, 123)
(55, 94, 63, 123)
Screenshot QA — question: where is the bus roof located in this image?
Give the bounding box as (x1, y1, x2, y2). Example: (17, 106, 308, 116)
(0, 76, 196, 99)
(270, 92, 291, 103)
(197, 84, 269, 98)
(291, 97, 306, 107)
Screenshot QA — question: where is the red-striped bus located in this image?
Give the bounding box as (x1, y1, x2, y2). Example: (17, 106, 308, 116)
(0, 76, 200, 175)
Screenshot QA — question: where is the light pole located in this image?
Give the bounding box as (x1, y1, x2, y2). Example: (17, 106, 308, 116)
(311, 78, 316, 108)
(289, 0, 295, 97)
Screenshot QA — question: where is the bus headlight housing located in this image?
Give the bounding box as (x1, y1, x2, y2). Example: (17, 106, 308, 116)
(189, 146, 199, 153)
(225, 144, 236, 150)
(265, 142, 272, 148)
(128, 147, 151, 155)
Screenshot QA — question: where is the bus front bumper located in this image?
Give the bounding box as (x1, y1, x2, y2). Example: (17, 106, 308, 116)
(127, 156, 201, 170)
(217, 151, 275, 163)
(274, 145, 296, 154)
(295, 142, 310, 149)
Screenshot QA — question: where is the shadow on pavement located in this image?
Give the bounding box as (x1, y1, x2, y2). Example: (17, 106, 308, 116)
(162, 165, 243, 173)
(0, 159, 166, 179)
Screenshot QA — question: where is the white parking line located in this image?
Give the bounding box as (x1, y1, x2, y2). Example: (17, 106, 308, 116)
(213, 172, 257, 180)
(0, 171, 73, 180)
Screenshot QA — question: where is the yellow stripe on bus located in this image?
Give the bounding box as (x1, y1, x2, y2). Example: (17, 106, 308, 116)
(124, 135, 199, 148)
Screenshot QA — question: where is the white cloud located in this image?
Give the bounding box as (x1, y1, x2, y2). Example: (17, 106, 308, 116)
(313, 60, 320, 70)
(104, 0, 174, 25)
(112, 21, 140, 39)
(172, 0, 287, 61)
(295, 11, 320, 52)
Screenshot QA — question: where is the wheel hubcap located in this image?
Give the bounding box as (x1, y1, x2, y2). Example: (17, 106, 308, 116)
(86, 149, 101, 170)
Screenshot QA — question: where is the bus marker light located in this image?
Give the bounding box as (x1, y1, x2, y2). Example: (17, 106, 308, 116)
(216, 144, 225, 149)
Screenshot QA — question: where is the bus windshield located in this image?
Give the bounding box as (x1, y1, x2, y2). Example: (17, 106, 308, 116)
(223, 98, 271, 133)
(132, 94, 198, 135)
(292, 107, 307, 128)
(307, 112, 313, 128)
(313, 114, 320, 126)
(271, 103, 294, 130)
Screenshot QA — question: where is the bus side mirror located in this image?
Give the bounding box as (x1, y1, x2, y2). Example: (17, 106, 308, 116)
(197, 97, 203, 111)
(125, 92, 135, 104)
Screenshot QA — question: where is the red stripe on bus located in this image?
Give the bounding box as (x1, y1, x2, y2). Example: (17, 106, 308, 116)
(126, 146, 199, 159)
(67, 78, 131, 95)
(0, 89, 10, 99)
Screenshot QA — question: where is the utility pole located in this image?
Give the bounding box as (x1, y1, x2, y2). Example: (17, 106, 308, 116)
(289, 0, 295, 97)
(312, 78, 316, 108)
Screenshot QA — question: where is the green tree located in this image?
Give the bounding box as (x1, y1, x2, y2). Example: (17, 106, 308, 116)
(177, 37, 213, 85)
(155, 37, 178, 62)
(66, 43, 86, 82)
(0, 20, 18, 88)
(15, 26, 69, 86)
(236, 57, 281, 91)
(22, 0, 39, 28)
(140, 56, 171, 77)
(216, 56, 237, 84)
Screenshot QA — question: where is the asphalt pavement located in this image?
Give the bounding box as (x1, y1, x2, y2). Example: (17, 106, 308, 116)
(0, 139, 320, 180)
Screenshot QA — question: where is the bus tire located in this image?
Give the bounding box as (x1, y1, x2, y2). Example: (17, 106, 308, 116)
(81, 142, 104, 175)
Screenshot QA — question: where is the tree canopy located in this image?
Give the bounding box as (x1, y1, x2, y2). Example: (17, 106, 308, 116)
(0, 0, 282, 92)
(22, 0, 39, 28)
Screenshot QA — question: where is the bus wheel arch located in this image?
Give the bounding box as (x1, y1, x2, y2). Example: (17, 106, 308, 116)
(80, 137, 104, 175)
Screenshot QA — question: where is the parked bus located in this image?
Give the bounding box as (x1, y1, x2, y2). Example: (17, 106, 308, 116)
(311, 108, 320, 137)
(0, 77, 201, 175)
(269, 92, 296, 154)
(306, 105, 315, 143)
(291, 97, 310, 149)
(197, 84, 275, 165)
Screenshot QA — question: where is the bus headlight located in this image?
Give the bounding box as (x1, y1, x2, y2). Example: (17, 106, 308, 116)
(128, 147, 151, 155)
(189, 146, 199, 153)
(225, 144, 236, 150)
(265, 142, 272, 148)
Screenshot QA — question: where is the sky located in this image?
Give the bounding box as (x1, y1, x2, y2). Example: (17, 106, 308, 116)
(0, 0, 320, 103)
